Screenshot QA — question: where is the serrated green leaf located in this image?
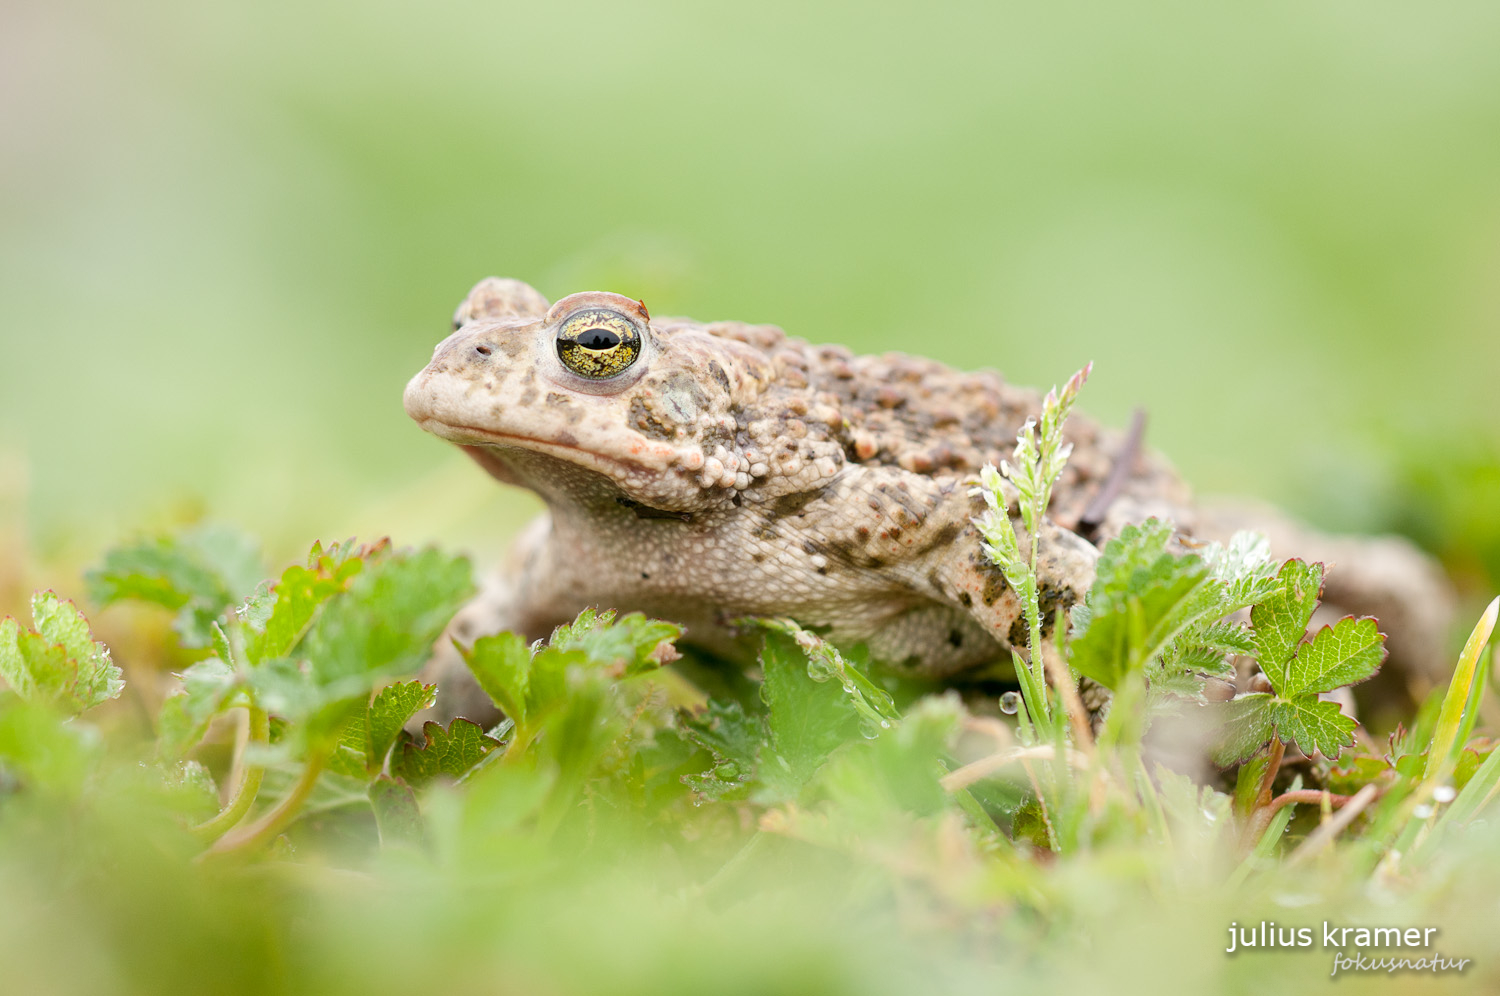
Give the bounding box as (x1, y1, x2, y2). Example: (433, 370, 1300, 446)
(1203, 531, 1275, 581)
(680, 699, 766, 800)
(1194, 620, 1257, 657)
(300, 548, 473, 686)
(461, 631, 532, 724)
(1150, 666, 1215, 700)
(0, 594, 122, 714)
(32, 594, 124, 711)
(745, 618, 898, 733)
(1085, 518, 1177, 618)
(1071, 553, 1209, 689)
(395, 719, 500, 784)
(759, 631, 858, 795)
(244, 553, 365, 665)
(1251, 559, 1323, 691)
(86, 525, 263, 647)
(0, 618, 58, 704)
(157, 657, 237, 757)
(367, 681, 436, 769)
(548, 609, 683, 677)
(1274, 695, 1357, 759)
(1284, 616, 1386, 696)
(1211, 693, 1277, 766)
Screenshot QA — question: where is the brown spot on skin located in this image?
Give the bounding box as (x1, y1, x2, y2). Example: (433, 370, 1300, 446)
(1008, 617, 1028, 647)
(770, 488, 822, 519)
(629, 397, 677, 440)
(877, 482, 929, 521)
(918, 521, 962, 554)
(708, 361, 731, 394)
(615, 496, 693, 522)
(958, 592, 973, 608)
(554, 431, 579, 447)
(981, 566, 1007, 607)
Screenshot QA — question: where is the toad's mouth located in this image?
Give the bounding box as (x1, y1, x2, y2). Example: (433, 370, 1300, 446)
(413, 417, 674, 475)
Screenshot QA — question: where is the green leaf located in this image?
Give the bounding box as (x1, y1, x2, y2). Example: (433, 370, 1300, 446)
(1178, 620, 1256, 659)
(1210, 693, 1277, 766)
(1085, 518, 1177, 617)
(86, 525, 263, 647)
(1274, 695, 1357, 760)
(1155, 763, 1232, 844)
(245, 657, 322, 722)
(548, 609, 683, 677)
(1283, 616, 1386, 696)
(300, 548, 473, 686)
(758, 631, 858, 795)
(812, 695, 961, 823)
(1426, 597, 1498, 781)
(369, 776, 425, 848)
(1071, 547, 1209, 689)
(525, 646, 589, 718)
(461, 631, 532, 724)
(367, 681, 436, 770)
(680, 699, 766, 800)
(244, 552, 365, 665)
(326, 710, 372, 779)
(394, 719, 500, 784)
(0, 695, 100, 792)
(0, 594, 123, 714)
(1251, 559, 1323, 690)
(744, 618, 898, 733)
(157, 657, 237, 757)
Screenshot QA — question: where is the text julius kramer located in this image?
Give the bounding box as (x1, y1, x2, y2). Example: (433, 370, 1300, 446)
(1226, 921, 1439, 954)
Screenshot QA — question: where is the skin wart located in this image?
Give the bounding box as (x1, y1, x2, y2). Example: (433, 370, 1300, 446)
(405, 277, 1455, 723)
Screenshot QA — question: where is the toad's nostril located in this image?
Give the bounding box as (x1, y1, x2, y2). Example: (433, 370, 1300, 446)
(474, 343, 493, 357)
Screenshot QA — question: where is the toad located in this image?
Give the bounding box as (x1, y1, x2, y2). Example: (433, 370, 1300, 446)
(404, 278, 1454, 720)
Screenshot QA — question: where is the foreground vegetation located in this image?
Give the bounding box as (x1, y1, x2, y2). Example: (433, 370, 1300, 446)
(1, 377, 1497, 995)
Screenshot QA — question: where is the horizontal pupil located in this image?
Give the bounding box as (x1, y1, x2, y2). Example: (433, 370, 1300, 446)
(578, 328, 621, 350)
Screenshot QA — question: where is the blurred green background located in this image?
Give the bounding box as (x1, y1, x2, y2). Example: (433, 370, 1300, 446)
(3, 0, 1499, 581)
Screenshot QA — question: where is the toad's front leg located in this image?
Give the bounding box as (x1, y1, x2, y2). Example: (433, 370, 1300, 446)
(416, 513, 582, 727)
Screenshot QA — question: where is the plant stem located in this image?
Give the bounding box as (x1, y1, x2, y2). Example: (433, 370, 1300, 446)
(207, 749, 327, 856)
(1255, 737, 1285, 809)
(192, 704, 269, 843)
(1024, 525, 1054, 738)
(1263, 788, 1359, 819)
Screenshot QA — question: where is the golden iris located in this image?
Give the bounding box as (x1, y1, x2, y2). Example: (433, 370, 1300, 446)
(556, 309, 642, 379)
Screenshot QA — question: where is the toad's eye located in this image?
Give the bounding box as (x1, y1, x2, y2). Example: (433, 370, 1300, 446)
(556, 309, 643, 379)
